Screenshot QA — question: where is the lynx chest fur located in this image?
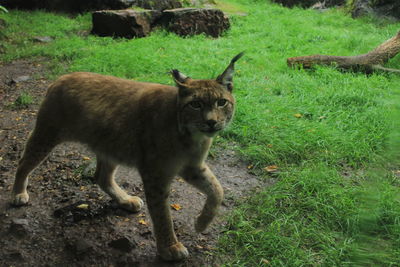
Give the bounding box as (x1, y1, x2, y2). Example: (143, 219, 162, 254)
(11, 53, 243, 261)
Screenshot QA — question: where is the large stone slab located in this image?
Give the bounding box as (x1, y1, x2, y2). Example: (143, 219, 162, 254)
(130, 0, 182, 11)
(91, 9, 162, 38)
(161, 8, 230, 38)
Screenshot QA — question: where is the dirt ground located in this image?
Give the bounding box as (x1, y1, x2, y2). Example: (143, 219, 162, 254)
(0, 60, 269, 266)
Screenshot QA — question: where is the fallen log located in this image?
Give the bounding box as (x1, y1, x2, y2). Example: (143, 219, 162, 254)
(287, 30, 400, 74)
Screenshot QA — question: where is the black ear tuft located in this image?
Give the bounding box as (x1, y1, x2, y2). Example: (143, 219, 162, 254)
(230, 52, 245, 65)
(171, 69, 189, 84)
(217, 52, 245, 91)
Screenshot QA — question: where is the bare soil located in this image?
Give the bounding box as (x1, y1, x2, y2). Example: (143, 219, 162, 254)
(0, 59, 268, 267)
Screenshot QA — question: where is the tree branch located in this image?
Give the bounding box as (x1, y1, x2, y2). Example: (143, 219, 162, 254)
(287, 30, 400, 74)
(371, 64, 400, 74)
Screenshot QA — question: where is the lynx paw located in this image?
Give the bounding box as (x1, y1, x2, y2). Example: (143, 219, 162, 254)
(158, 242, 189, 261)
(12, 192, 29, 206)
(119, 196, 144, 212)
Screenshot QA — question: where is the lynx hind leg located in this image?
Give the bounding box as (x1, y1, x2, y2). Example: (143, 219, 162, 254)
(141, 176, 189, 261)
(181, 165, 224, 233)
(95, 157, 143, 212)
(12, 129, 59, 206)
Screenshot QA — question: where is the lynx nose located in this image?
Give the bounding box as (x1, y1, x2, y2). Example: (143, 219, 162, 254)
(206, 120, 217, 128)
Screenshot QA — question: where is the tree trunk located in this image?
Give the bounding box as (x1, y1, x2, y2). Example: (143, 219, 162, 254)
(287, 30, 400, 74)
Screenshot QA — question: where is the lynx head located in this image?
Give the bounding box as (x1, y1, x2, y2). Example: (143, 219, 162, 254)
(172, 52, 244, 137)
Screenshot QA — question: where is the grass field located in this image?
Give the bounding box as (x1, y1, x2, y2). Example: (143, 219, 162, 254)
(1, 0, 400, 265)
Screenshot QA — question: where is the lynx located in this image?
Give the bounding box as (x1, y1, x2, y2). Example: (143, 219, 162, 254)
(11, 52, 243, 261)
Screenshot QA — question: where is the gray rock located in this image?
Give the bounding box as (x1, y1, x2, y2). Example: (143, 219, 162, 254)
(130, 0, 182, 10)
(311, 2, 328, 11)
(91, 9, 162, 39)
(351, 0, 373, 18)
(325, 0, 346, 7)
(33, 36, 54, 43)
(161, 8, 230, 38)
(11, 75, 31, 84)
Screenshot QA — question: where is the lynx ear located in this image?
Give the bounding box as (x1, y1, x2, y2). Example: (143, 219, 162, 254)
(171, 69, 190, 86)
(216, 52, 244, 92)
(171, 69, 193, 96)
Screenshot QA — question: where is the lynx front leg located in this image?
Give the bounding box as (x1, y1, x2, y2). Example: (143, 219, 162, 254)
(95, 157, 143, 212)
(181, 164, 224, 233)
(141, 176, 189, 261)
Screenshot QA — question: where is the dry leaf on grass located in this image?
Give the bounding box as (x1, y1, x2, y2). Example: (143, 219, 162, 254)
(294, 113, 302, 118)
(263, 165, 278, 172)
(261, 258, 270, 265)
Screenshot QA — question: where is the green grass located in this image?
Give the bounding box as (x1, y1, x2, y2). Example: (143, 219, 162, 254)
(12, 92, 34, 108)
(1, 0, 399, 265)
(73, 159, 96, 182)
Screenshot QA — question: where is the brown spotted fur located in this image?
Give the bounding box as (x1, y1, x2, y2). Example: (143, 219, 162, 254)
(11, 53, 243, 261)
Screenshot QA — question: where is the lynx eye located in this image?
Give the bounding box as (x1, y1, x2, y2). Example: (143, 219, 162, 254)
(188, 100, 203, 110)
(216, 99, 228, 107)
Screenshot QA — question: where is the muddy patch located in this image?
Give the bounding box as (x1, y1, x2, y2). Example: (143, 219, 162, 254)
(0, 60, 270, 266)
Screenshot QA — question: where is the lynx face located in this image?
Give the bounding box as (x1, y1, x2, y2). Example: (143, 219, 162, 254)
(172, 52, 243, 138)
(177, 80, 235, 137)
